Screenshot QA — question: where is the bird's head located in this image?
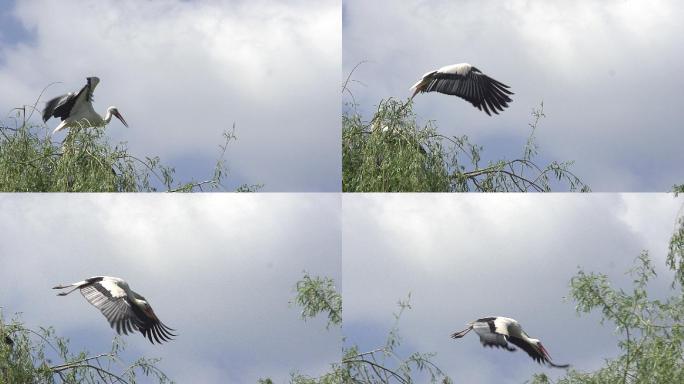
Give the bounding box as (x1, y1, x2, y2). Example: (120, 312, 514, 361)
(108, 107, 129, 128)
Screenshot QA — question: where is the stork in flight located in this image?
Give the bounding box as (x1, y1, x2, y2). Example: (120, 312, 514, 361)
(53, 276, 175, 344)
(42, 77, 128, 134)
(451, 316, 569, 368)
(410, 63, 513, 115)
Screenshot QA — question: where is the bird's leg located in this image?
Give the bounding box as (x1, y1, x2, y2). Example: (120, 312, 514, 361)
(450, 326, 472, 339)
(52, 284, 80, 296)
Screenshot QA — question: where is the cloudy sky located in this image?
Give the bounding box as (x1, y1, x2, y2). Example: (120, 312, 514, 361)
(0, 0, 340, 191)
(342, 194, 683, 383)
(0, 194, 341, 382)
(343, 0, 684, 191)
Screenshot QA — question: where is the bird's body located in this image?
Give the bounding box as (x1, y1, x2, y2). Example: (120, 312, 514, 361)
(451, 316, 569, 368)
(43, 77, 128, 134)
(53, 276, 175, 344)
(410, 63, 513, 115)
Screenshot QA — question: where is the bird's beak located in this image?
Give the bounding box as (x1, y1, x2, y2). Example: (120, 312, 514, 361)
(114, 111, 129, 128)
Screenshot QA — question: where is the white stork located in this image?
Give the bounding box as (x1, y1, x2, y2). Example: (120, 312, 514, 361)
(410, 63, 513, 115)
(42, 77, 128, 134)
(451, 316, 569, 368)
(53, 276, 175, 344)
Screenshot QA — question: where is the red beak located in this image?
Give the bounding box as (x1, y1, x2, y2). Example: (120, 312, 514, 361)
(114, 111, 129, 127)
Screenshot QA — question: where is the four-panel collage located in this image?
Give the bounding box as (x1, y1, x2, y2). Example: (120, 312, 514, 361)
(1, 1, 683, 384)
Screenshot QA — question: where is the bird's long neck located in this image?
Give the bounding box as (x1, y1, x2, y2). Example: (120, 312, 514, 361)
(103, 107, 115, 124)
(522, 334, 535, 344)
(520, 332, 540, 351)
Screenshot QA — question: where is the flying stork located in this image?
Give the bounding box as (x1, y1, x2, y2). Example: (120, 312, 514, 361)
(53, 276, 175, 344)
(451, 316, 569, 368)
(410, 63, 513, 115)
(42, 77, 128, 134)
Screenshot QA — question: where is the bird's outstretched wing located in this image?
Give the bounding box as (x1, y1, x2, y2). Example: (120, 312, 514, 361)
(479, 334, 517, 351)
(80, 281, 141, 336)
(43, 92, 77, 122)
(43, 77, 98, 122)
(80, 283, 175, 344)
(422, 69, 513, 115)
(473, 318, 517, 351)
(508, 336, 569, 368)
(129, 292, 176, 344)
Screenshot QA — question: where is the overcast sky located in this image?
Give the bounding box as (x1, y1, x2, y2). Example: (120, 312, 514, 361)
(0, 0, 340, 191)
(0, 194, 341, 383)
(343, 0, 684, 191)
(342, 194, 683, 383)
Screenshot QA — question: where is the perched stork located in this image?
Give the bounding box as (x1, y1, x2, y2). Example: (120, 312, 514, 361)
(43, 77, 128, 134)
(410, 63, 513, 115)
(53, 276, 175, 344)
(451, 316, 569, 368)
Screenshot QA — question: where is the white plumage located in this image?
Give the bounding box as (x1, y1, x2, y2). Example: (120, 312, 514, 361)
(53, 276, 175, 344)
(43, 77, 128, 134)
(410, 63, 513, 115)
(451, 316, 569, 368)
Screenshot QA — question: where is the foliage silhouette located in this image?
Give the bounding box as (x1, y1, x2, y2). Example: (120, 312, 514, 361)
(0, 313, 172, 384)
(1, 104, 259, 192)
(529, 201, 684, 384)
(343, 98, 588, 192)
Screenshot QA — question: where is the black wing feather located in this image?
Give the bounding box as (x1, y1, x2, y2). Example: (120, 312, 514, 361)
(42, 79, 95, 122)
(43, 93, 77, 122)
(508, 336, 545, 364)
(421, 70, 513, 116)
(508, 336, 569, 368)
(482, 338, 517, 352)
(129, 301, 176, 344)
(80, 284, 139, 336)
